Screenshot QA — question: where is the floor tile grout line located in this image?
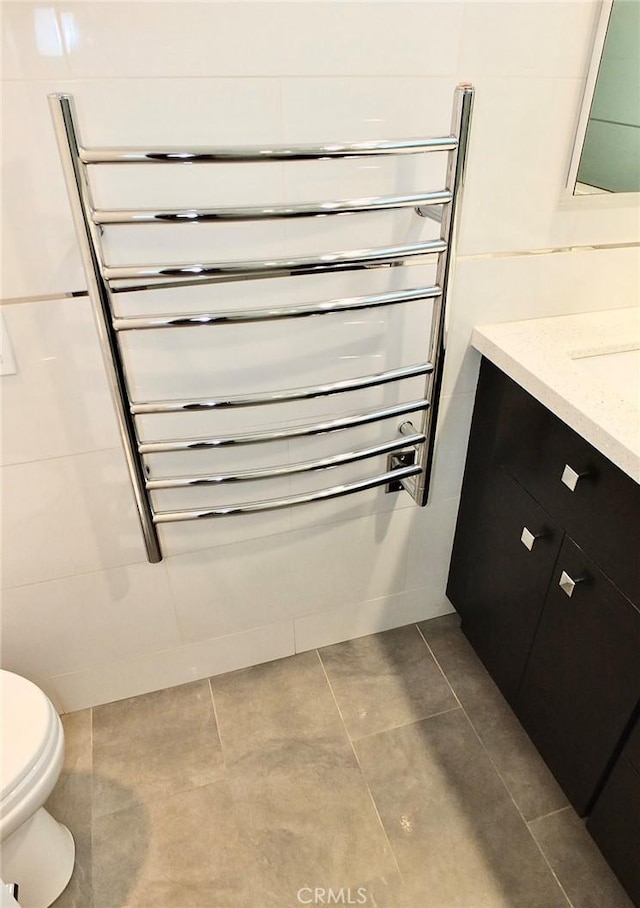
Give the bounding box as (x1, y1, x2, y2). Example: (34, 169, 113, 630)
(207, 677, 229, 774)
(417, 622, 576, 908)
(314, 649, 404, 884)
(527, 805, 574, 826)
(417, 621, 534, 816)
(91, 681, 231, 825)
(526, 826, 577, 908)
(415, 623, 464, 711)
(349, 704, 462, 745)
(454, 716, 574, 908)
(89, 706, 95, 901)
(320, 627, 571, 907)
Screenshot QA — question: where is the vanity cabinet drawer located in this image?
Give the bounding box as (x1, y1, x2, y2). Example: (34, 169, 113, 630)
(515, 536, 640, 816)
(460, 467, 563, 704)
(493, 370, 640, 604)
(494, 375, 595, 529)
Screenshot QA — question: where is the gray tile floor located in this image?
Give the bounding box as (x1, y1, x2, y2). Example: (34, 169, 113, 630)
(48, 615, 634, 908)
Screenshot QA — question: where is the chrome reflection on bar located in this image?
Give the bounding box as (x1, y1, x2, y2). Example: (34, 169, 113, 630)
(48, 93, 163, 563)
(112, 286, 442, 331)
(93, 191, 452, 225)
(81, 136, 457, 165)
(138, 399, 429, 454)
(146, 433, 426, 489)
(131, 363, 433, 415)
(416, 84, 474, 506)
(103, 240, 447, 283)
(153, 465, 422, 523)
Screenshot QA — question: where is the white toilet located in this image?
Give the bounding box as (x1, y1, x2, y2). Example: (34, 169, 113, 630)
(0, 671, 75, 908)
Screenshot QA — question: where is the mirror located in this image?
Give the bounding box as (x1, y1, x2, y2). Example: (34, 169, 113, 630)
(568, 0, 640, 194)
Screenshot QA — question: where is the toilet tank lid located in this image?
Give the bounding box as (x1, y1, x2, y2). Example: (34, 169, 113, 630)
(0, 671, 58, 800)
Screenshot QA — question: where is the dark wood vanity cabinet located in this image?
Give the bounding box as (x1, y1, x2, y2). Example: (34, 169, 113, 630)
(516, 536, 640, 815)
(490, 359, 640, 606)
(588, 717, 640, 905)
(447, 357, 640, 895)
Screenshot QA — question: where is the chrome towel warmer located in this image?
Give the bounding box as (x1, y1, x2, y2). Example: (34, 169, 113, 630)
(50, 84, 474, 564)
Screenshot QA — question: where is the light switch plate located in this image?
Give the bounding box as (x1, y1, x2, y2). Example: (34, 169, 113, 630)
(0, 313, 18, 375)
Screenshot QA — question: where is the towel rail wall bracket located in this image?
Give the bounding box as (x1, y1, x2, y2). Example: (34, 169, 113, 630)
(49, 84, 474, 563)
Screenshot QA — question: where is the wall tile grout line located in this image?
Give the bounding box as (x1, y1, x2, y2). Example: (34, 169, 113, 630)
(3, 242, 638, 310)
(0, 74, 593, 84)
(2, 556, 152, 593)
(0, 445, 122, 469)
(314, 648, 404, 884)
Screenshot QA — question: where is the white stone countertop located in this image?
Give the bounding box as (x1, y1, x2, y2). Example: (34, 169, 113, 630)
(472, 307, 640, 484)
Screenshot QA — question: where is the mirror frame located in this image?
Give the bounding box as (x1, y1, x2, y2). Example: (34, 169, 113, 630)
(566, 0, 617, 194)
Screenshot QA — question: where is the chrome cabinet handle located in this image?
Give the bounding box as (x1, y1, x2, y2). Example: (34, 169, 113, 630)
(520, 527, 543, 551)
(561, 464, 587, 492)
(559, 570, 584, 598)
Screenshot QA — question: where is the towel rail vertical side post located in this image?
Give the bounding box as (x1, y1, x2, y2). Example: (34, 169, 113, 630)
(415, 83, 474, 506)
(49, 94, 163, 563)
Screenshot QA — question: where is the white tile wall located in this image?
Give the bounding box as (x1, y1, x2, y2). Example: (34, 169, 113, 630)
(458, 75, 585, 254)
(443, 244, 640, 398)
(0, 560, 180, 677)
(0, 296, 119, 465)
(404, 495, 460, 592)
(1, 448, 147, 588)
(458, 1, 598, 80)
(1, 0, 639, 709)
(54, 2, 464, 80)
(165, 505, 413, 641)
(44, 619, 296, 712)
(294, 584, 454, 654)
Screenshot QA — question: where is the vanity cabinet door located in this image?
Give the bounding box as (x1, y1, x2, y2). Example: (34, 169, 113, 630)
(579, 464, 640, 606)
(516, 536, 640, 816)
(460, 467, 563, 704)
(587, 717, 640, 906)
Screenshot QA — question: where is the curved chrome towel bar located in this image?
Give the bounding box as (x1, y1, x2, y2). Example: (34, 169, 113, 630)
(112, 285, 442, 331)
(93, 190, 452, 225)
(130, 364, 432, 415)
(138, 400, 429, 454)
(80, 136, 457, 164)
(145, 433, 426, 489)
(103, 239, 446, 283)
(49, 85, 474, 562)
(153, 465, 422, 524)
